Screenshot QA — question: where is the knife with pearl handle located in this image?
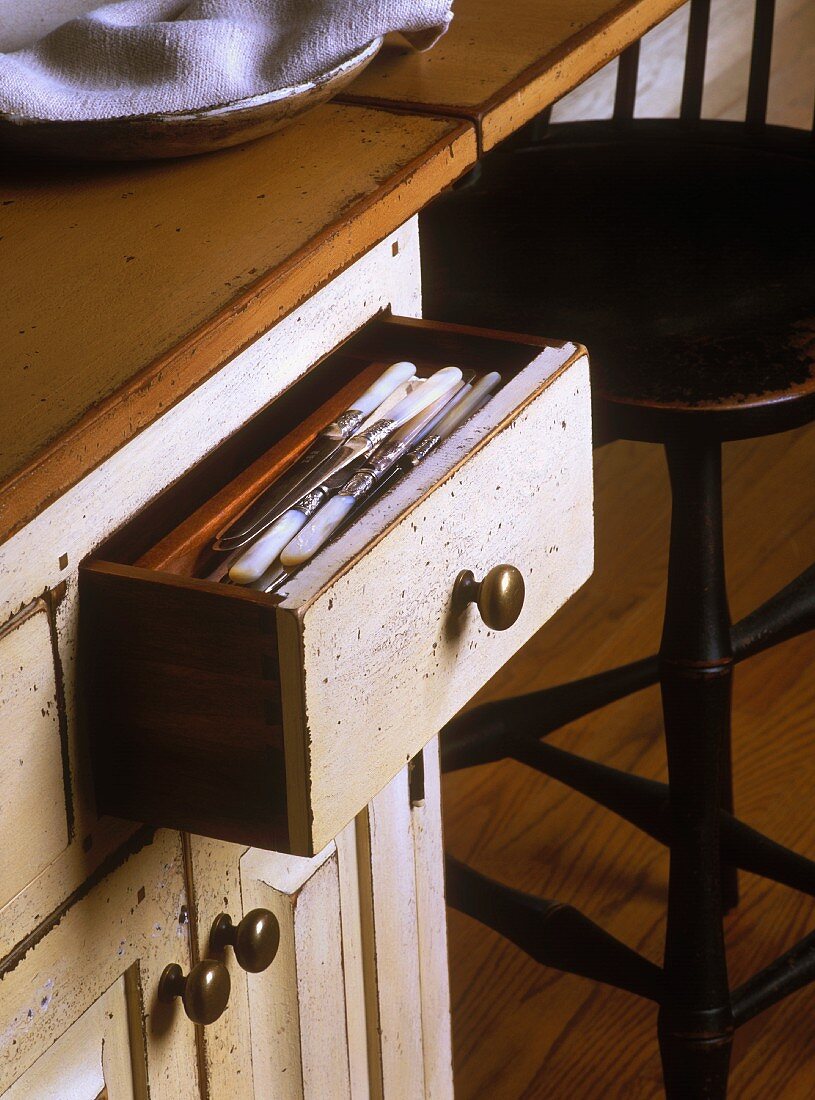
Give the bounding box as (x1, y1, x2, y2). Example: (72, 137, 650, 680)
(279, 371, 501, 570)
(228, 375, 470, 584)
(235, 382, 477, 594)
(247, 371, 500, 593)
(213, 360, 418, 552)
(205, 374, 421, 581)
(247, 364, 462, 538)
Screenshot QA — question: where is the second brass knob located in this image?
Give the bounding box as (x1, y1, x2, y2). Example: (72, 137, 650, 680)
(454, 564, 525, 631)
(211, 908, 280, 973)
(158, 959, 231, 1025)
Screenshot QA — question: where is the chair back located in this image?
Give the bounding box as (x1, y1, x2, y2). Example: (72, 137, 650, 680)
(598, 0, 813, 133)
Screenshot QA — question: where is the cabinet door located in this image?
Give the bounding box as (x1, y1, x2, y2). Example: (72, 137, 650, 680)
(0, 830, 199, 1098)
(186, 740, 452, 1100)
(242, 845, 352, 1097)
(4, 975, 142, 1100)
(185, 836, 353, 1100)
(355, 738, 453, 1100)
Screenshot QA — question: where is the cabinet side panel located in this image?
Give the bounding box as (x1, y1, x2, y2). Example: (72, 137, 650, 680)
(357, 765, 426, 1100)
(0, 600, 68, 909)
(335, 818, 371, 1099)
(411, 738, 454, 1099)
(242, 845, 351, 1099)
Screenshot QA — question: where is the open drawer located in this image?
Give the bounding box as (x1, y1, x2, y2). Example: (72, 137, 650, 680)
(81, 315, 593, 856)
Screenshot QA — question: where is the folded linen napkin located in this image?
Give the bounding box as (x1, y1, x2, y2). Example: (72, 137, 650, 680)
(0, 0, 453, 122)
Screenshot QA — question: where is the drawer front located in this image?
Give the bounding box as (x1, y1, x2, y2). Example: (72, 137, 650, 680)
(81, 318, 593, 856)
(0, 831, 197, 1097)
(278, 347, 593, 852)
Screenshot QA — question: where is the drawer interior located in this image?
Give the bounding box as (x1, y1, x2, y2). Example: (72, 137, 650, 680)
(133, 316, 571, 583)
(81, 314, 586, 854)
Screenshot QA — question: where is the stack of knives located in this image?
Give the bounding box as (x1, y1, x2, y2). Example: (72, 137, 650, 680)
(211, 361, 502, 593)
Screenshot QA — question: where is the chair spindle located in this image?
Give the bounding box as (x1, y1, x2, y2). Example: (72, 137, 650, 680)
(680, 0, 712, 121)
(746, 0, 776, 127)
(613, 40, 641, 121)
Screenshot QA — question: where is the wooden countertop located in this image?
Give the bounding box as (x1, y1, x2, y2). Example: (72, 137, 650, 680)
(0, 105, 475, 545)
(340, 0, 684, 150)
(0, 0, 679, 547)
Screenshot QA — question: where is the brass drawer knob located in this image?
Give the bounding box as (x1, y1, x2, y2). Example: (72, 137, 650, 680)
(455, 564, 525, 631)
(210, 908, 280, 973)
(158, 959, 231, 1025)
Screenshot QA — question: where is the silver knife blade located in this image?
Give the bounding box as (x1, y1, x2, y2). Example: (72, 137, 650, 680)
(296, 373, 503, 567)
(213, 433, 349, 552)
(229, 379, 473, 585)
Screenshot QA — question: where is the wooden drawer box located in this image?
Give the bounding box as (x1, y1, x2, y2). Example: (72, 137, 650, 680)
(81, 316, 593, 856)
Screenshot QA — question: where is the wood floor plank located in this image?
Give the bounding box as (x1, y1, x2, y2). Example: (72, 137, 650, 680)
(444, 426, 815, 1098)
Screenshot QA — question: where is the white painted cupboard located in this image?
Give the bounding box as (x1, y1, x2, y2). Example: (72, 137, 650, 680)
(0, 219, 593, 1097)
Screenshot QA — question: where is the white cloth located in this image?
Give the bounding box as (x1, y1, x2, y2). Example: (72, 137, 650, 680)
(0, 0, 453, 122)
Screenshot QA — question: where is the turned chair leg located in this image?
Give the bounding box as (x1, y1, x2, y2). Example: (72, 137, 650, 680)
(657, 439, 735, 1099)
(720, 723, 740, 913)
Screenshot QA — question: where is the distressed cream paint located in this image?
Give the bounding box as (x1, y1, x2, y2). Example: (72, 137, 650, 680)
(277, 349, 594, 853)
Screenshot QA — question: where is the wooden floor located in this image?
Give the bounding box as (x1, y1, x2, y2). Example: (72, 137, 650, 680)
(442, 4, 815, 1095)
(444, 430, 815, 1098)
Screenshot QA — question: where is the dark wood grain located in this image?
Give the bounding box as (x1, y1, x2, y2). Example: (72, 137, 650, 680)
(80, 562, 290, 851)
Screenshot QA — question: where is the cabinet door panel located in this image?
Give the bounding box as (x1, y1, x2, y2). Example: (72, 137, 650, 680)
(5, 973, 142, 1100)
(0, 599, 67, 910)
(183, 835, 254, 1099)
(350, 742, 453, 1100)
(187, 751, 454, 1100)
(241, 846, 352, 1099)
(357, 766, 426, 1100)
(0, 831, 198, 1098)
(186, 838, 354, 1100)
(334, 818, 371, 1100)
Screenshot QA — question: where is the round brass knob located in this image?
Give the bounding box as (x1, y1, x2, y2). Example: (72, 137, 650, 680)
(210, 908, 280, 974)
(454, 564, 525, 631)
(158, 959, 231, 1025)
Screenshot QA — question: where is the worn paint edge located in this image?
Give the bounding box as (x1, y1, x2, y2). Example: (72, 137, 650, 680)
(0, 825, 156, 978)
(340, 0, 685, 154)
(480, 0, 687, 149)
(275, 606, 315, 857)
(0, 115, 477, 550)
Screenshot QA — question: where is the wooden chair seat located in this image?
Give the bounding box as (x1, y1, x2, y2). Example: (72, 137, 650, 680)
(421, 120, 815, 441)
